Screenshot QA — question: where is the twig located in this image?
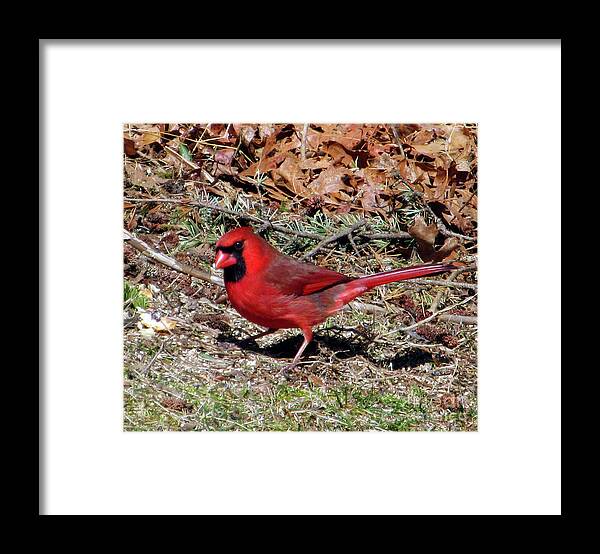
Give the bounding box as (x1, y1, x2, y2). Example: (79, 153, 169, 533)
(405, 278, 476, 290)
(140, 342, 165, 375)
(357, 230, 412, 240)
(301, 219, 368, 260)
(389, 124, 406, 159)
(347, 231, 362, 258)
(437, 314, 477, 325)
(430, 265, 477, 311)
(124, 229, 224, 287)
(163, 145, 200, 170)
(431, 268, 461, 313)
(300, 123, 309, 161)
(398, 293, 477, 332)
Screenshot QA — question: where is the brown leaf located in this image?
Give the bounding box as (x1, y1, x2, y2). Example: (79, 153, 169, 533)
(434, 237, 460, 261)
(124, 163, 167, 193)
(214, 149, 235, 165)
(397, 159, 418, 184)
(124, 137, 137, 156)
(432, 168, 450, 199)
(298, 158, 331, 171)
(308, 166, 353, 197)
(440, 197, 475, 234)
(258, 124, 276, 142)
(322, 141, 355, 166)
(409, 128, 435, 145)
(408, 216, 459, 262)
(271, 156, 310, 198)
(408, 216, 438, 246)
(235, 124, 256, 146)
(319, 124, 364, 150)
(308, 374, 324, 387)
(448, 126, 474, 162)
(440, 393, 463, 411)
(410, 140, 446, 157)
(139, 126, 162, 146)
(161, 397, 192, 413)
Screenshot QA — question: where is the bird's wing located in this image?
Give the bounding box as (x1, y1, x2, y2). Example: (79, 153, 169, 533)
(265, 254, 351, 296)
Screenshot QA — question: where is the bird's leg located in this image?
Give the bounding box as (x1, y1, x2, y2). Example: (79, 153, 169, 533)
(241, 327, 277, 343)
(280, 328, 313, 378)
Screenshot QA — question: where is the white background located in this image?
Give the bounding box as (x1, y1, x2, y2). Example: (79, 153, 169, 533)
(41, 40, 561, 515)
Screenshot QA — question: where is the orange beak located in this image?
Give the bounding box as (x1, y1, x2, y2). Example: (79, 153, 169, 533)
(214, 250, 237, 270)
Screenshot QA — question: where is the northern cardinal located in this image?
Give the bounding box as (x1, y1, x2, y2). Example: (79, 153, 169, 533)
(214, 226, 457, 369)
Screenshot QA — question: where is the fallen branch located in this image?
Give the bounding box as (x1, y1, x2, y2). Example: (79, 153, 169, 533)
(301, 218, 368, 260)
(437, 314, 477, 325)
(398, 293, 478, 332)
(405, 278, 477, 290)
(430, 266, 473, 313)
(124, 229, 224, 287)
(357, 230, 412, 240)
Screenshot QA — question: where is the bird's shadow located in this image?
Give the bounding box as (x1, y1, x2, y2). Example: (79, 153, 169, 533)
(216, 328, 442, 371)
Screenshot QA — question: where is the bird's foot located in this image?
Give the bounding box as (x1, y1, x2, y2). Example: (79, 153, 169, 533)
(279, 363, 300, 380)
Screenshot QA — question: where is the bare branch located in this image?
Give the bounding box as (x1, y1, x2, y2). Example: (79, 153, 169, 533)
(399, 293, 478, 332)
(124, 229, 224, 287)
(405, 278, 476, 290)
(301, 219, 368, 260)
(437, 314, 477, 325)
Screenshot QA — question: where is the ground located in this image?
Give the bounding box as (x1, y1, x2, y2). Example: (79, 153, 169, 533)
(123, 123, 478, 431)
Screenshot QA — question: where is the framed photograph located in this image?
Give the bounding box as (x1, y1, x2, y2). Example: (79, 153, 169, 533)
(41, 39, 561, 515)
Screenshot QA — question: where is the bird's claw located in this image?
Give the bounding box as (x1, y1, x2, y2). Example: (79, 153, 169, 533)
(279, 363, 299, 380)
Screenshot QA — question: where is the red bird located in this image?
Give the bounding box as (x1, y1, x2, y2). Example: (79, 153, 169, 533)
(214, 226, 457, 370)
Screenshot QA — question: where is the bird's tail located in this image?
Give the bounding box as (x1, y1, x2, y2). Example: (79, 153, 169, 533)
(353, 263, 458, 290)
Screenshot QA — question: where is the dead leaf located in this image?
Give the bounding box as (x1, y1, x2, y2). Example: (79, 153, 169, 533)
(139, 126, 161, 146)
(274, 156, 309, 196)
(408, 216, 459, 262)
(409, 128, 435, 145)
(410, 140, 446, 157)
(137, 310, 176, 333)
(432, 168, 450, 199)
(124, 163, 167, 193)
(440, 393, 463, 411)
(298, 158, 331, 171)
(161, 397, 192, 413)
(409, 216, 438, 245)
(319, 124, 364, 150)
(322, 141, 355, 166)
(124, 137, 137, 156)
(308, 166, 353, 197)
(214, 149, 235, 165)
(308, 375, 324, 387)
(235, 124, 256, 146)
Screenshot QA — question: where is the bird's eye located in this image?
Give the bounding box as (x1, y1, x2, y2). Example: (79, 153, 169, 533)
(234, 241, 243, 250)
